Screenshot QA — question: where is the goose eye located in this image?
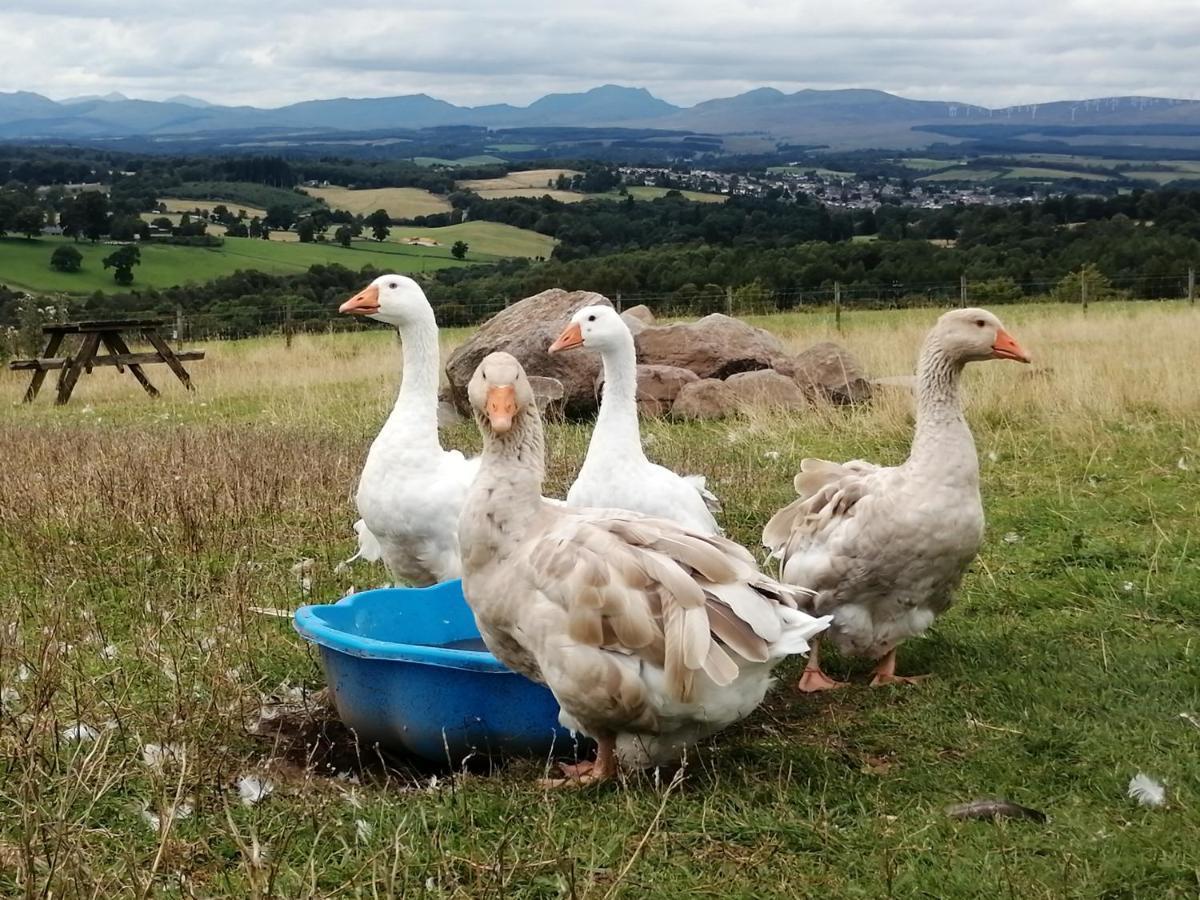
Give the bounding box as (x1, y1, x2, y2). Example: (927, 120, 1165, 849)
(974, 319, 985, 327)
(587, 315, 596, 322)
(388, 282, 398, 289)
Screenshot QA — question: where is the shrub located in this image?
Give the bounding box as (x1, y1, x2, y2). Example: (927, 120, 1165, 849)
(50, 245, 83, 273)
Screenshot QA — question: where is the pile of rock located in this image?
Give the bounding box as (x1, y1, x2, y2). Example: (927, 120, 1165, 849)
(442, 288, 873, 421)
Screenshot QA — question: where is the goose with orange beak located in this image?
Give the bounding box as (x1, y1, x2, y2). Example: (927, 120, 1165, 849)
(458, 351, 829, 786)
(337, 273, 480, 586)
(548, 305, 721, 534)
(763, 307, 1032, 691)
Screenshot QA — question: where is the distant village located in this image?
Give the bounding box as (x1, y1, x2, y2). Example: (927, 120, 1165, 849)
(618, 165, 1040, 211)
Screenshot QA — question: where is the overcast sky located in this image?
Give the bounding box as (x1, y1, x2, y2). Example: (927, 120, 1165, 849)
(2, 0, 1197, 109)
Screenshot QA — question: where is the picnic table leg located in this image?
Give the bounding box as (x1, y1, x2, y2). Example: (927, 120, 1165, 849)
(55, 332, 102, 405)
(142, 330, 195, 391)
(22, 332, 64, 403)
(102, 332, 160, 398)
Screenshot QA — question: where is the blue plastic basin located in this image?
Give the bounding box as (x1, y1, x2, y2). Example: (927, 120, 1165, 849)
(293, 580, 581, 764)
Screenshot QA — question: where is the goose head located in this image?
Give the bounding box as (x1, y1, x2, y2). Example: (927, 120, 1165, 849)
(934, 307, 1031, 365)
(468, 352, 536, 436)
(340, 274, 432, 327)
(547, 304, 628, 354)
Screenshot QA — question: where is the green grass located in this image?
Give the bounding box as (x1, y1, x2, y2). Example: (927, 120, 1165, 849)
(891, 157, 965, 171)
(1000, 167, 1115, 182)
(412, 155, 507, 167)
(387, 221, 556, 259)
(0, 303, 1197, 896)
(0, 236, 483, 295)
(173, 181, 323, 213)
(918, 168, 1005, 182)
(767, 166, 854, 177)
(617, 186, 727, 203)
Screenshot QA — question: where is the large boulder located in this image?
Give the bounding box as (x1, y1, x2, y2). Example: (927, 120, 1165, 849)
(724, 369, 806, 410)
(672, 378, 739, 420)
(528, 375, 566, 421)
(779, 341, 873, 405)
(444, 289, 612, 417)
(620, 305, 655, 335)
(635, 313, 785, 380)
(596, 364, 699, 417)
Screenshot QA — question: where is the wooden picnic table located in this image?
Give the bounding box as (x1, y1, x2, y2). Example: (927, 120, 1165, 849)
(8, 318, 205, 405)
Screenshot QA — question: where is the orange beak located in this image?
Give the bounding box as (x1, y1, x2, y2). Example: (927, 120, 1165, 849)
(339, 284, 380, 316)
(992, 328, 1032, 363)
(548, 322, 584, 353)
(485, 384, 518, 434)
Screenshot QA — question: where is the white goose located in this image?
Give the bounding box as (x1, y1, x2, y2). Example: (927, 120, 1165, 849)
(548, 305, 721, 534)
(339, 274, 479, 586)
(762, 308, 1031, 691)
(458, 352, 829, 785)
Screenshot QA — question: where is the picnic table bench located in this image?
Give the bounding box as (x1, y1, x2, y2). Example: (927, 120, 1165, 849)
(8, 318, 205, 405)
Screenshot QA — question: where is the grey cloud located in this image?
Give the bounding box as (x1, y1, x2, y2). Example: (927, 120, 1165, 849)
(1, 0, 1196, 110)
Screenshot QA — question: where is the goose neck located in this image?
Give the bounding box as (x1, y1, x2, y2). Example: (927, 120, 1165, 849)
(591, 337, 647, 463)
(380, 315, 442, 452)
(909, 338, 977, 476)
(471, 407, 546, 536)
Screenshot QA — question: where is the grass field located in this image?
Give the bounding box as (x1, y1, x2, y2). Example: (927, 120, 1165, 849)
(620, 186, 727, 203)
(767, 166, 855, 177)
(1, 301, 1197, 896)
(892, 158, 965, 171)
(412, 155, 506, 168)
(302, 186, 453, 218)
(387, 221, 556, 258)
(1000, 167, 1115, 182)
(160, 199, 269, 219)
(918, 168, 1005, 182)
(0, 236, 480, 294)
(458, 169, 586, 202)
(139, 213, 230, 238)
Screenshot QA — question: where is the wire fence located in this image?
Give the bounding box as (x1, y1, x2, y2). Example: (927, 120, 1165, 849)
(163, 270, 1198, 341)
(3, 270, 1194, 356)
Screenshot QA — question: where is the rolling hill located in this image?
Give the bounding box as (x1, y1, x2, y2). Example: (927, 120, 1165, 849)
(3, 84, 1200, 150)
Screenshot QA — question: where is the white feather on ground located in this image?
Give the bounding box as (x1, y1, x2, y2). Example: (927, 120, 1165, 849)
(237, 774, 275, 806)
(1127, 773, 1167, 808)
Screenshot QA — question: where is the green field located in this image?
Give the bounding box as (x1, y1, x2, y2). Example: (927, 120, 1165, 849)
(621, 185, 727, 202)
(411, 155, 506, 167)
(0, 236, 481, 294)
(172, 181, 322, 213)
(0, 302, 1197, 896)
(1000, 167, 1115, 182)
(893, 157, 965, 171)
(387, 221, 556, 258)
(767, 166, 855, 177)
(918, 168, 1005, 182)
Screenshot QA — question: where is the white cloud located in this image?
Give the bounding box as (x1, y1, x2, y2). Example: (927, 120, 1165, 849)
(1, 0, 1197, 109)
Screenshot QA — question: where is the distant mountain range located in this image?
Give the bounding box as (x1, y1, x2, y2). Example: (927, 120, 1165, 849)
(2, 83, 1199, 150)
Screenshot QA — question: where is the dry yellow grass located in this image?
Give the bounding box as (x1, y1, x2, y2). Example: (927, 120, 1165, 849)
(302, 185, 452, 218)
(4, 302, 1197, 436)
(458, 169, 587, 202)
(139, 212, 229, 237)
(160, 198, 268, 218)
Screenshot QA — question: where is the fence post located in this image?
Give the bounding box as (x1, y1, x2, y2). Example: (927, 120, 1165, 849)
(834, 282, 842, 332)
(1080, 273, 1088, 314)
(960, 274, 967, 305)
(174, 303, 184, 341)
(725, 286, 733, 317)
(284, 297, 294, 349)
(615, 293, 623, 314)
(1189, 267, 1195, 305)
